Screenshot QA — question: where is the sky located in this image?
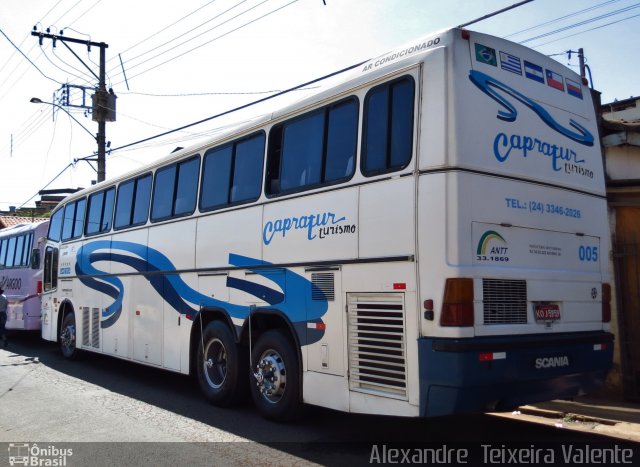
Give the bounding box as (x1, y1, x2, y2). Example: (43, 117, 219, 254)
(0, 0, 638, 211)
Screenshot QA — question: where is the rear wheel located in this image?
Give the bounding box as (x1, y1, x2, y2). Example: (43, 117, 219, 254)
(196, 320, 247, 406)
(60, 312, 77, 359)
(250, 329, 302, 421)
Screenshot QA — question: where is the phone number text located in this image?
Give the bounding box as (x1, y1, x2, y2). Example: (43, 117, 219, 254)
(505, 198, 581, 218)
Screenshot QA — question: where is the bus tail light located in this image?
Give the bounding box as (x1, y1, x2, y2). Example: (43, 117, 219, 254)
(479, 351, 506, 362)
(36, 280, 43, 294)
(440, 278, 474, 327)
(602, 283, 611, 323)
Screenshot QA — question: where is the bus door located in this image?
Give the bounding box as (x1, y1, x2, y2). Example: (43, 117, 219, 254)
(41, 244, 59, 341)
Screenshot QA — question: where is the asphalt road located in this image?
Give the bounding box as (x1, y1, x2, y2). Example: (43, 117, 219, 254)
(1, 332, 637, 466)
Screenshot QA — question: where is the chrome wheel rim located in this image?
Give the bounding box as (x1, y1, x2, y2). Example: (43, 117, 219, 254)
(254, 349, 286, 404)
(203, 338, 227, 389)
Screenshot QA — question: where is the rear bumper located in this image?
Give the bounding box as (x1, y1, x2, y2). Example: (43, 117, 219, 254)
(418, 331, 613, 417)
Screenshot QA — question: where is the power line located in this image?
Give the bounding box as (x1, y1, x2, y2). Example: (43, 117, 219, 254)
(119, 86, 319, 97)
(20, 57, 365, 207)
(116, 0, 301, 85)
(0, 26, 62, 84)
(64, 0, 104, 29)
(529, 10, 640, 48)
(458, 0, 535, 28)
(38, 43, 94, 84)
(111, 0, 263, 83)
(52, 46, 95, 83)
(19, 162, 73, 209)
(520, 2, 640, 43)
(504, 0, 623, 38)
(107, 58, 363, 154)
(107, 0, 250, 77)
(116, 0, 220, 58)
(49, 0, 84, 29)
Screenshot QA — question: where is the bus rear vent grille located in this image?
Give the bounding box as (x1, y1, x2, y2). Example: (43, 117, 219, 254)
(347, 293, 407, 399)
(82, 307, 90, 346)
(82, 306, 100, 348)
(91, 308, 100, 348)
(483, 279, 527, 324)
(311, 272, 335, 301)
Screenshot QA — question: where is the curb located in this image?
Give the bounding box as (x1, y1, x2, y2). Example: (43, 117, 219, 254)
(518, 405, 618, 426)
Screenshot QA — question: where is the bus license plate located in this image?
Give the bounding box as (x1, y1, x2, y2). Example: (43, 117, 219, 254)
(534, 304, 561, 321)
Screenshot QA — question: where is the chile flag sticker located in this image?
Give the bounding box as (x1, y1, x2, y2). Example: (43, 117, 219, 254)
(546, 69, 565, 91)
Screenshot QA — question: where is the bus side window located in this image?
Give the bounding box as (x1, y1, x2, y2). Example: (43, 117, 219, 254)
(61, 199, 86, 241)
(151, 156, 200, 221)
(114, 179, 135, 229)
(48, 207, 64, 242)
(22, 233, 33, 266)
(43, 246, 58, 292)
(114, 174, 151, 230)
(86, 191, 105, 235)
(230, 134, 264, 203)
(201, 145, 232, 211)
(73, 198, 86, 239)
(5, 237, 16, 268)
(31, 248, 41, 270)
(152, 165, 177, 221)
(200, 133, 264, 212)
(266, 97, 358, 196)
(85, 187, 116, 235)
(174, 157, 200, 216)
(132, 174, 152, 226)
(362, 76, 415, 177)
(14, 235, 24, 267)
(102, 187, 115, 231)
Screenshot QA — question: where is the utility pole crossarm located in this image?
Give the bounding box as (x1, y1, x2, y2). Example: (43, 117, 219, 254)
(30, 30, 108, 50)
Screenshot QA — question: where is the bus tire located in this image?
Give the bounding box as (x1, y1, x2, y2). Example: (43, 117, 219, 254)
(60, 312, 78, 359)
(196, 320, 247, 406)
(250, 329, 302, 421)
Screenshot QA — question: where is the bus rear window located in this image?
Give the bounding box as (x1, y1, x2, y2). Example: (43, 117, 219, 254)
(362, 76, 415, 176)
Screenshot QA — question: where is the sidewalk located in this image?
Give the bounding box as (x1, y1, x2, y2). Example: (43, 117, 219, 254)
(502, 395, 640, 442)
(525, 395, 640, 425)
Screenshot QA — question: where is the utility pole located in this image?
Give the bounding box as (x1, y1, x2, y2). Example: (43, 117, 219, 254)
(31, 29, 115, 183)
(578, 48, 586, 80)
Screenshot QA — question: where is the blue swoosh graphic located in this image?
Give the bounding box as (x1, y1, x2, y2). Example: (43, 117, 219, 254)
(468, 70, 594, 147)
(75, 241, 328, 341)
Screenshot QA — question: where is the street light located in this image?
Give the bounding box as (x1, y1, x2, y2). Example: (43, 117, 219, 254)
(30, 97, 97, 142)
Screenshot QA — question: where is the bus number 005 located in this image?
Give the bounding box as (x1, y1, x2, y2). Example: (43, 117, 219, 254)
(579, 246, 598, 262)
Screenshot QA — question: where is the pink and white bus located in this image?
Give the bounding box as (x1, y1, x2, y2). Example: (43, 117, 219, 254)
(0, 220, 48, 330)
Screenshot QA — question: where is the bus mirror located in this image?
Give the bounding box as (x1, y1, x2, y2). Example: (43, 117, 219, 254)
(31, 249, 41, 270)
(37, 236, 47, 246)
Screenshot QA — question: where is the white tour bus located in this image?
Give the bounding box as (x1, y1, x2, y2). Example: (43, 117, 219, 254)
(41, 28, 612, 420)
(0, 220, 48, 331)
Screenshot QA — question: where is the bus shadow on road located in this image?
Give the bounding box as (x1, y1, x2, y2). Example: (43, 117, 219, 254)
(4, 329, 634, 462)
